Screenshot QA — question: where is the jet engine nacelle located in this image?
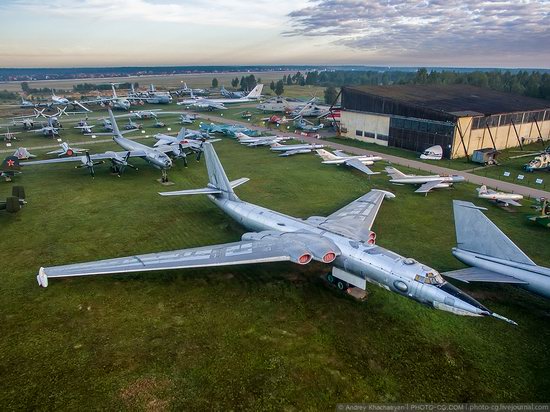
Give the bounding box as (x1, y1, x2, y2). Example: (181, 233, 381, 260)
(367, 231, 376, 246)
(242, 230, 340, 264)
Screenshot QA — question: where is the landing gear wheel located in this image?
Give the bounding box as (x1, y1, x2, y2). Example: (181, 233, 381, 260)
(161, 170, 168, 183)
(337, 280, 347, 291)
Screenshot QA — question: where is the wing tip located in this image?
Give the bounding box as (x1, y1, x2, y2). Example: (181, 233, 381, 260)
(372, 189, 395, 199)
(37, 267, 48, 288)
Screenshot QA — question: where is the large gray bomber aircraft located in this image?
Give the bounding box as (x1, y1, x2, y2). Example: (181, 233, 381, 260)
(36, 144, 516, 325)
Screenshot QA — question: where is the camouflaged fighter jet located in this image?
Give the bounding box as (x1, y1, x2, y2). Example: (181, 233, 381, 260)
(36, 143, 516, 325)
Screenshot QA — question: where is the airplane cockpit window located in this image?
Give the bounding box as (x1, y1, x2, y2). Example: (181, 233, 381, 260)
(414, 271, 445, 285)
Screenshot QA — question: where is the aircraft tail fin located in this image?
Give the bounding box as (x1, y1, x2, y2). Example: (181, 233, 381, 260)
(1, 156, 21, 172)
(107, 109, 122, 137)
(315, 149, 338, 161)
(176, 127, 187, 141)
(477, 185, 488, 195)
(159, 143, 245, 200)
(452, 200, 535, 265)
(246, 84, 263, 99)
(385, 166, 407, 179)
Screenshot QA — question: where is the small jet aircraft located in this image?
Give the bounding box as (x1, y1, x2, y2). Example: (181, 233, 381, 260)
(385, 166, 465, 194)
(476, 185, 523, 207)
(20, 98, 35, 108)
(12, 147, 36, 160)
(129, 110, 162, 119)
(75, 120, 95, 134)
(420, 145, 443, 160)
(1, 128, 21, 142)
(293, 116, 323, 133)
(47, 142, 87, 157)
(316, 149, 382, 176)
(236, 133, 290, 147)
(270, 142, 325, 157)
(444, 200, 550, 300)
(1, 156, 22, 181)
(180, 113, 197, 124)
(0, 186, 26, 213)
(35, 143, 517, 326)
(32, 125, 60, 137)
(123, 118, 142, 130)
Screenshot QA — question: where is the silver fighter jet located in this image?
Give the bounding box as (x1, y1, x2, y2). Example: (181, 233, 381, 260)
(386, 166, 465, 194)
(36, 144, 515, 325)
(444, 200, 550, 300)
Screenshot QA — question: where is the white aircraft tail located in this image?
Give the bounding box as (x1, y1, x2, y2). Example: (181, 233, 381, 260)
(452, 200, 535, 265)
(477, 185, 488, 195)
(385, 166, 407, 179)
(111, 84, 118, 98)
(246, 84, 263, 99)
(176, 127, 187, 141)
(315, 149, 339, 161)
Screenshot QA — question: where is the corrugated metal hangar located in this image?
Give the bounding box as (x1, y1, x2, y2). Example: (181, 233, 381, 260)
(339, 84, 550, 159)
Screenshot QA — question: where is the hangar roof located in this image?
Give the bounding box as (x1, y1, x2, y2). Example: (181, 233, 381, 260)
(343, 85, 550, 117)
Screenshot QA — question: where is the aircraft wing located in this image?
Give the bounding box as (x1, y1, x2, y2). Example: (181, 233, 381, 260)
(21, 151, 147, 165)
(502, 199, 523, 207)
(37, 238, 317, 287)
(279, 149, 307, 156)
(443, 267, 528, 284)
(314, 189, 395, 240)
(415, 180, 443, 193)
(344, 158, 379, 175)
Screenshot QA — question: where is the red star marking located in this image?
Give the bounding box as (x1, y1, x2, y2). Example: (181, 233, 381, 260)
(7, 159, 15, 167)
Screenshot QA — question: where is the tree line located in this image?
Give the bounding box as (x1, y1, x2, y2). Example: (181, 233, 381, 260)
(273, 69, 550, 101)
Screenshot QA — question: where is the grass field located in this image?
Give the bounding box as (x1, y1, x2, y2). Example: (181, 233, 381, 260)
(1, 129, 549, 410)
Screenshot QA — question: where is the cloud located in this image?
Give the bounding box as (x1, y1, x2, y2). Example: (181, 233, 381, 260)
(6, 0, 304, 28)
(286, 0, 550, 64)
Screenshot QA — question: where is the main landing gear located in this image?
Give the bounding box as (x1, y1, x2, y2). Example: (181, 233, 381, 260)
(326, 273, 349, 291)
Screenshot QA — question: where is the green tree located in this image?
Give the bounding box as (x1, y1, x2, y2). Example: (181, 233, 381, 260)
(231, 77, 239, 88)
(21, 82, 30, 93)
(269, 81, 275, 91)
(275, 80, 284, 96)
(211, 78, 219, 88)
(324, 86, 338, 105)
(286, 75, 293, 86)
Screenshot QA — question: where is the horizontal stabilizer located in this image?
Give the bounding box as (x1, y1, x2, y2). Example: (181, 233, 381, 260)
(230, 177, 249, 188)
(443, 267, 527, 284)
(159, 187, 222, 196)
(345, 158, 379, 175)
(159, 177, 249, 197)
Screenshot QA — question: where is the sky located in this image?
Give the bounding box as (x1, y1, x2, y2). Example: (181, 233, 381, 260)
(0, 0, 549, 68)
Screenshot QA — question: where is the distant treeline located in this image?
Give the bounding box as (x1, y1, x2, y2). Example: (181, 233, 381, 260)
(277, 69, 550, 101)
(0, 90, 19, 100)
(72, 82, 138, 92)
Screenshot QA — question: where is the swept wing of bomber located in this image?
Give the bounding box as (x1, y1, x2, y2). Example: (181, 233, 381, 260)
(385, 166, 465, 194)
(444, 200, 550, 300)
(316, 149, 382, 175)
(36, 143, 516, 325)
